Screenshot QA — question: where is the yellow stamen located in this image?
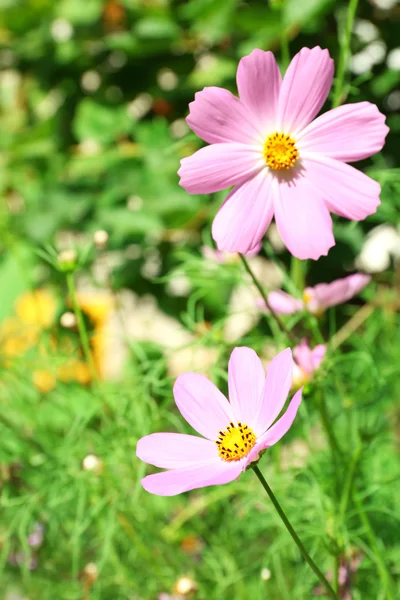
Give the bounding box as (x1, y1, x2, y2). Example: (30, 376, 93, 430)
(263, 132, 298, 170)
(303, 290, 313, 305)
(216, 422, 256, 462)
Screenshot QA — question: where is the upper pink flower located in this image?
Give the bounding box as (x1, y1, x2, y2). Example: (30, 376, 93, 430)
(136, 347, 302, 496)
(292, 339, 326, 389)
(266, 273, 371, 316)
(178, 47, 388, 260)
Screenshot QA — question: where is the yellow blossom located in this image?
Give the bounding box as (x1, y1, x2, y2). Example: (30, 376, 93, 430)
(15, 289, 57, 328)
(33, 369, 57, 394)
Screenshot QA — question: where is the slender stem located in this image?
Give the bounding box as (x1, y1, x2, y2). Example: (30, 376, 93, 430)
(317, 389, 342, 458)
(290, 257, 305, 292)
(66, 272, 99, 384)
(332, 0, 359, 107)
(252, 466, 339, 599)
(339, 444, 362, 520)
(280, 9, 290, 70)
(239, 254, 298, 344)
(353, 492, 396, 600)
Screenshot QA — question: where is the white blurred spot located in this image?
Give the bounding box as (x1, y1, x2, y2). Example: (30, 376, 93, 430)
(81, 71, 101, 93)
(157, 68, 179, 91)
(108, 50, 127, 69)
(354, 19, 379, 43)
(141, 250, 162, 279)
(387, 90, 400, 110)
(51, 18, 73, 43)
(166, 274, 192, 297)
(387, 47, 400, 71)
(366, 40, 387, 64)
(125, 244, 142, 260)
(261, 567, 272, 581)
(127, 195, 143, 211)
(94, 230, 109, 249)
(356, 224, 400, 273)
(371, 0, 398, 9)
(60, 312, 76, 329)
(127, 93, 152, 119)
(170, 118, 189, 139)
(78, 139, 102, 156)
(36, 89, 64, 120)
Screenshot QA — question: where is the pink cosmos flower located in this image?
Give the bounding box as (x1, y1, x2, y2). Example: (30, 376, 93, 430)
(136, 347, 302, 496)
(178, 47, 388, 260)
(265, 273, 371, 316)
(292, 339, 326, 389)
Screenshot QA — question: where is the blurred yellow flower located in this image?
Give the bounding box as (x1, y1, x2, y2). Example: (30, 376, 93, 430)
(76, 291, 116, 380)
(0, 316, 38, 359)
(15, 289, 57, 328)
(58, 359, 91, 386)
(32, 369, 57, 394)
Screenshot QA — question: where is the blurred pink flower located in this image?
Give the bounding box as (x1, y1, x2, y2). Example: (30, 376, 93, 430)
(179, 47, 388, 260)
(266, 273, 371, 315)
(293, 339, 326, 389)
(137, 347, 302, 496)
(28, 523, 44, 548)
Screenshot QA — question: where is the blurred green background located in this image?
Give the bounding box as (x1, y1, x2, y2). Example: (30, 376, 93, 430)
(1, 0, 400, 599)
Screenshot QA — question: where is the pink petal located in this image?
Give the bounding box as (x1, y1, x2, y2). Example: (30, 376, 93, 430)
(173, 373, 235, 441)
(178, 143, 263, 195)
(273, 171, 335, 260)
(267, 290, 304, 315)
(228, 347, 265, 428)
(293, 339, 315, 375)
(301, 156, 381, 221)
(312, 273, 371, 309)
(236, 49, 281, 133)
(311, 344, 327, 370)
(186, 86, 264, 145)
(255, 348, 293, 436)
(247, 388, 303, 463)
(212, 168, 274, 254)
(136, 433, 218, 469)
(298, 102, 389, 162)
(278, 47, 334, 135)
(141, 459, 243, 496)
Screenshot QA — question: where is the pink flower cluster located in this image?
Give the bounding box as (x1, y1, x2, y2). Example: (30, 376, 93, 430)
(137, 45, 385, 498)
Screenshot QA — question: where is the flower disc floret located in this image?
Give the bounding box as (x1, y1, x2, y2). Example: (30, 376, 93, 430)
(263, 132, 298, 170)
(216, 422, 256, 462)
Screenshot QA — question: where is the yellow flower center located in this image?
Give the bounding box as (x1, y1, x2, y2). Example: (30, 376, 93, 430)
(216, 422, 256, 462)
(303, 290, 313, 305)
(263, 132, 299, 170)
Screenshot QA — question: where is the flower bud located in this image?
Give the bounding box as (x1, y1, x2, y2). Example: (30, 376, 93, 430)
(57, 249, 78, 273)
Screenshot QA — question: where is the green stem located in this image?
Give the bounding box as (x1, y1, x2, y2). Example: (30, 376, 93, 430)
(252, 466, 339, 599)
(66, 272, 99, 384)
(290, 257, 305, 292)
(280, 9, 290, 70)
(353, 492, 396, 600)
(339, 444, 362, 520)
(317, 389, 342, 459)
(332, 0, 359, 107)
(239, 254, 298, 344)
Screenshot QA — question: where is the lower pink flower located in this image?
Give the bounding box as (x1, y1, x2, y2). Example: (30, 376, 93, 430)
(137, 347, 302, 496)
(293, 339, 326, 388)
(266, 273, 371, 315)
